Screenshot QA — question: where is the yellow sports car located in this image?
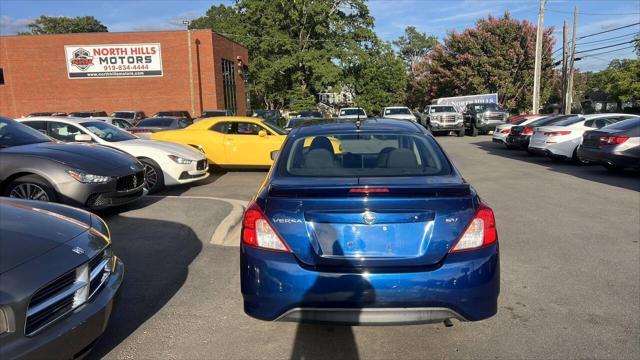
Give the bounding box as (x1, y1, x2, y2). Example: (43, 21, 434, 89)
(151, 116, 287, 167)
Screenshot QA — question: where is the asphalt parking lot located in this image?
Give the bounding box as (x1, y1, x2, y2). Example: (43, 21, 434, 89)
(91, 135, 639, 360)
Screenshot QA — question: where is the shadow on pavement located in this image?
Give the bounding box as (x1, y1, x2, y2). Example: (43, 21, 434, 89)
(472, 140, 640, 192)
(87, 213, 202, 359)
(290, 242, 375, 360)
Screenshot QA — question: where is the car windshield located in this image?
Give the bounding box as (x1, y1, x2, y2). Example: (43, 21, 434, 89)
(262, 121, 287, 135)
(298, 111, 322, 118)
(340, 109, 365, 116)
(112, 112, 134, 119)
(0, 118, 52, 148)
(472, 103, 501, 112)
(601, 117, 639, 130)
(81, 121, 137, 142)
(280, 132, 451, 177)
(138, 118, 176, 127)
(385, 108, 412, 115)
(430, 106, 456, 113)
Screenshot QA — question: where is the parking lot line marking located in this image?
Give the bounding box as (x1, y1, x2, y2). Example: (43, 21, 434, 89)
(146, 195, 247, 247)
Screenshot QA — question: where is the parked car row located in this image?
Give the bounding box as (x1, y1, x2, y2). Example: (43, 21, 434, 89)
(493, 113, 640, 171)
(1, 116, 209, 209)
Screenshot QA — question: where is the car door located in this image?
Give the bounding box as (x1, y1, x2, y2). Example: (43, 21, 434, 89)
(223, 121, 282, 166)
(201, 121, 232, 164)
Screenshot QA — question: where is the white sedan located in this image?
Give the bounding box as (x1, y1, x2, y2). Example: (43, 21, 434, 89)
(492, 115, 545, 145)
(381, 106, 417, 121)
(528, 113, 639, 163)
(18, 116, 209, 193)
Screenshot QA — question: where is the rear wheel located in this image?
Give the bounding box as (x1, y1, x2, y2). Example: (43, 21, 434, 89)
(5, 175, 57, 202)
(140, 158, 164, 193)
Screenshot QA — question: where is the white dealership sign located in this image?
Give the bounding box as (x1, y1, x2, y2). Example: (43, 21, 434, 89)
(64, 43, 163, 79)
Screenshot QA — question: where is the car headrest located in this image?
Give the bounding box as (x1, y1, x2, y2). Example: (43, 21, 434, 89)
(304, 148, 337, 168)
(309, 136, 334, 154)
(387, 148, 418, 168)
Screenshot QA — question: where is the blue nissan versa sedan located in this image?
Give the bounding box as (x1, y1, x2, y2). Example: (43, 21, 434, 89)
(240, 119, 499, 325)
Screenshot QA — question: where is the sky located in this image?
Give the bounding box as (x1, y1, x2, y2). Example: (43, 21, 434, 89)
(1, 0, 638, 71)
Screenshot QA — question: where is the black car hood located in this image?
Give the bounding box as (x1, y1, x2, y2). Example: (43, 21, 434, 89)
(0, 199, 92, 274)
(5, 142, 137, 173)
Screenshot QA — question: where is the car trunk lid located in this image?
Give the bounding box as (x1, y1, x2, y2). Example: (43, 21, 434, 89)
(264, 177, 475, 269)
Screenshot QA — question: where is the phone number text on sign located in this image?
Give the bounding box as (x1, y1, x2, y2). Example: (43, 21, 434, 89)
(65, 43, 163, 79)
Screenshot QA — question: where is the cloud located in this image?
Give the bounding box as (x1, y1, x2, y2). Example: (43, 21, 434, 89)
(0, 15, 33, 35)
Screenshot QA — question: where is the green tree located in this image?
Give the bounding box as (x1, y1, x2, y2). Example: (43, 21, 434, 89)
(191, 0, 376, 111)
(19, 16, 107, 35)
(393, 26, 438, 70)
(411, 13, 555, 114)
(600, 59, 640, 104)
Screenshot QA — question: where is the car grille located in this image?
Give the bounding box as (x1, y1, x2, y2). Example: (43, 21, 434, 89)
(485, 113, 505, 121)
(442, 115, 457, 123)
(116, 171, 144, 192)
(25, 248, 112, 336)
(196, 159, 207, 170)
(87, 189, 144, 208)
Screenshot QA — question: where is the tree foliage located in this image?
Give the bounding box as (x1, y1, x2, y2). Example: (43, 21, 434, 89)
(393, 26, 438, 70)
(588, 59, 640, 104)
(19, 16, 107, 35)
(190, 0, 405, 113)
(411, 13, 555, 113)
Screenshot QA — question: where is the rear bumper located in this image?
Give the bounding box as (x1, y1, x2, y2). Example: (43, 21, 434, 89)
(0, 259, 124, 360)
(577, 146, 639, 169)
(505, 135, 529, 149)
(241, 244, 499, 324)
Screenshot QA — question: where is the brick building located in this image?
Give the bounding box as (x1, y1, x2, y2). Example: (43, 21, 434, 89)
(0, 30, 249, 119)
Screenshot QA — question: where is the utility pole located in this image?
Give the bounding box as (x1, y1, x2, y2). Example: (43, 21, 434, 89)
(561, 21, 568, 114)
(183, 19, 196, 117)
(532, 0, 547, 114)
(566, 7, 578, 114)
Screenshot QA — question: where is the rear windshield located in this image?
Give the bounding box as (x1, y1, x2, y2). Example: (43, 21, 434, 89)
(528, 115, 574, 127)
(280, 133, 451, 177)
(138, 118, 175, 127)
(155, 111, 187, 117)
(552, 116, 585, 126)
(601, 117, 639, 130)
(385, 108, 412, 115)
(340, 109, 366, 116)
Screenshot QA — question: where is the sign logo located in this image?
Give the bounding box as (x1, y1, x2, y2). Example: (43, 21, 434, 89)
(71, 246, 85, 255)
(362, 211, 377, 225)
(70, 48, 94, 71)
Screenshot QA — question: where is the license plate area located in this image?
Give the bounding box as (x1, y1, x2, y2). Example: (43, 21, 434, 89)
(310, 222, 432, 259)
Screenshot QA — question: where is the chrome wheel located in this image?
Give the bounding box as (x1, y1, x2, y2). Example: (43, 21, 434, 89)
(143, 163, 158, 190)
(9, 183, 50, 201)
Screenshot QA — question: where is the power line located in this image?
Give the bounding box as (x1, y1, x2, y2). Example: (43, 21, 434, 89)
(578, 45, 637, 59)
(577, 22, 640, 39)
(575, 39, 637, 54)
(576, 31, 638, 46)
(546, 9, 640, 16)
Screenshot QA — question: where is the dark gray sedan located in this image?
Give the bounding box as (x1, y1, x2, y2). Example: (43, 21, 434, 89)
(128, 116, 193, 139)
(0, 117, 145, 209)
(0, 197, 123, 359)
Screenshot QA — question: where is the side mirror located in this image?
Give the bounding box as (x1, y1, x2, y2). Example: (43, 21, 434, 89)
(258, 130, 268, 138)
(74, 134, 92, 142)
(270, 150, 280, 161)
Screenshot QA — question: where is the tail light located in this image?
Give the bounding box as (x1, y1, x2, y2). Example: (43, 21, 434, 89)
(350, 188, 389, 194)
(450, 202, 497, 253)
(242, 203, 291, 252)
(599, 135, 629, 145)
(129, 129, 149, 134)
(500, 129, 511, 134)
(522, 127, 534, 135)
(543, 131, 571, 136)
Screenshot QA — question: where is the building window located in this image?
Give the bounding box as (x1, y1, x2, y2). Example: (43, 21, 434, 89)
(0, 68, 4, 85)
(221, 59, 237, 115)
